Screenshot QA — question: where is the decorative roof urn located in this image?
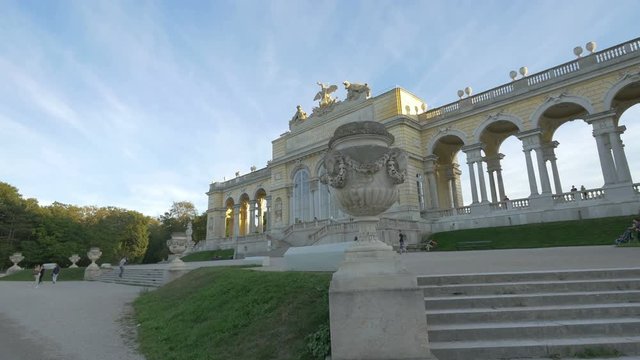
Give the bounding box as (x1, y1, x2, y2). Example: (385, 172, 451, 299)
(7, 252, 24, 275)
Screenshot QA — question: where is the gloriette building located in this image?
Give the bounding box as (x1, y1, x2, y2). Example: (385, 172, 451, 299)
(200, 38, 640, 255)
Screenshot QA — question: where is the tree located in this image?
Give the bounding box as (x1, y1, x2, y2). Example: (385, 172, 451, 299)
(0, 183, 39, 269)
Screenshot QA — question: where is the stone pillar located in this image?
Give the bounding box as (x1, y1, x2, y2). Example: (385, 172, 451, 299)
(424, 156, 439, 209)
(533, 146, 552, 194)
(609, 127, 632, 183)
(467, 161, 479, 204)
(463, 145, 484, 204)
(476, 159, 489, 203)
(517, 130, 543, 196)
(265, 196, 272, 232)
(542, 141, 563, 194)
(233, 204, 240, 239)
(257, 200, 264, 233)
(587, 111, 620, 185)
(310, 179, 318, 220)
(249, 200, 257, 234)
(487, 170, 497, 203)
(496, 169, 506, 201)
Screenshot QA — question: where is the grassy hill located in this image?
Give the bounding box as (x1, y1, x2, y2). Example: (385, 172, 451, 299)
(428, 215, 637, 251)
(134, 267, 332, 360)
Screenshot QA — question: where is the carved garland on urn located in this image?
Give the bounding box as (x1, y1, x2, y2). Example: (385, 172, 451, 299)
(321, 148, 407, 189)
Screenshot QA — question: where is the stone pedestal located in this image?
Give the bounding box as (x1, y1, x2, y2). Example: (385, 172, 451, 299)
(329, 224, 437, 360)
(603, 182, 636, 202)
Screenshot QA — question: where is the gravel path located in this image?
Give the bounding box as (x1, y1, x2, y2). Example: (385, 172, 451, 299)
(0, 281, 146, 360)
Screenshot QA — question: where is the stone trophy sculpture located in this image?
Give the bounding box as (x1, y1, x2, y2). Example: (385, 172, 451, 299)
(321, 121, 437, 360)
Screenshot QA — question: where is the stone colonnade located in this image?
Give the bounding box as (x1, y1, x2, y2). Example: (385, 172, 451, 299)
(422, 110, 634, 210)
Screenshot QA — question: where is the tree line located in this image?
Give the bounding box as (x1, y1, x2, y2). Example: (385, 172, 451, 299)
(0, 182, 206, 270)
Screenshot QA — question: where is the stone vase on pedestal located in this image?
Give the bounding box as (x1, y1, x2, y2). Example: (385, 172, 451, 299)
(84, 247, 102, 280)
(7, 252, 25, 275)
(68, 254, 81, 268)
(167, 233, 188, 270)
(322, 121, 437, 360)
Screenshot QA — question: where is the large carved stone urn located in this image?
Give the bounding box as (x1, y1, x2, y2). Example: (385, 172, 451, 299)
(167, 232, 188, 269)
(7, 252, 25, 275)
(322, 121, 437, 360)
(84, 247, 103, 280)
(321, 121, 406, 251)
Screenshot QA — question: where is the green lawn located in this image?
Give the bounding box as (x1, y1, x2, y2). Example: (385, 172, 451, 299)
(428, 216, 637, 251)
(0, 267, 86, 281)
(181, 249, 234, 262)
(134, 267, 332, 360)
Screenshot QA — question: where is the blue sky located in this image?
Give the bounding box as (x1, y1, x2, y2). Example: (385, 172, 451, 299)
(1, 0, 639, 216)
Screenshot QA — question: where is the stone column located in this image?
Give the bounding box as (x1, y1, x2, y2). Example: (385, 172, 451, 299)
(496, 169, 506, 201)
(476, 159, 489, 203)
(233, 204, 240, 239)
(310, 179, 318, 220)
(463, 145, 484, 204)
(466, 161, 479, 204)
(424, 155, 440, 209)
(487, 170, 497, 203)
(609, 127, 632, 183)
(257, 200, 264, 233)
(265, 195, 272, 232)
(587, 111, 620, 185)
(517, 130, 543, 196)
(533, 146, 552, 194)
(249, 200, 257, 234)
(542, 141, 563, 194)
(485, 154, 503, 203)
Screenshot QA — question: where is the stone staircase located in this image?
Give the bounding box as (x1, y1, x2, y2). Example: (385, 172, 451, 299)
(420, 268, 640, 360)
(95, 268, 166, 287)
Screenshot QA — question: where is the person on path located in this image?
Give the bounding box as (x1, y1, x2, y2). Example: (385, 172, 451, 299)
(118, 257, 127, 278)
(33, 265, 41, 288)
(398, 231, 406, 254)
(52, 264, 61, 284)
(38, 264, 45, 286)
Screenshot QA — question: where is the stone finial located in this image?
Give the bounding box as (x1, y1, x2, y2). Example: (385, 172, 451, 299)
(586, 41, 597, 53)
(519, 66, 528, 77)
(573, 46, 583, 58)
(250, 165, 257, 172)
(510, 70, 518, 80)
(457, 89, 464, 98)
(7, 252, 24, 274)
(464, 87, 473, 96)
(68, 254, 81, 268)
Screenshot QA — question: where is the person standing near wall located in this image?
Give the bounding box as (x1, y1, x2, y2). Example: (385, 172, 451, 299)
(118, 257, 127, 278)
(33, 264, 41, 288)
(398, 231, 406, 254)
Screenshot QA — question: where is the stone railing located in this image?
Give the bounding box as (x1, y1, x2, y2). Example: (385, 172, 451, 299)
(423, 37, 640, 121)
(283, 219, 330, 237)
(209, 167, 271, 191)
(511, 198, 530, 209)
(456, 206, 471, 215)
(308, 221, 359, 244)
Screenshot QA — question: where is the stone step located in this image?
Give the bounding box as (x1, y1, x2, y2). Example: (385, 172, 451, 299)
(428, 317, 640, 342)
(421, 278, 640, 297)
(426, 302, 640, 325)
(430, 336, 640, 360)
(425, 290, 640, 310)
(95, 268, 166, 287)
(418, 268, 640, 286)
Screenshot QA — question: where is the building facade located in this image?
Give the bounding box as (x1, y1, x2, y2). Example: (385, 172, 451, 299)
(200, 37, 640, 255)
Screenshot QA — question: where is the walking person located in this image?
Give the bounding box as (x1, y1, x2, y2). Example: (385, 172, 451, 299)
(33, 264, 41, 288)
(38, 264, 45, 286)
(118, 257, 127, 278)
(398, 230, 406, 254)
(52, 264, 61, 284)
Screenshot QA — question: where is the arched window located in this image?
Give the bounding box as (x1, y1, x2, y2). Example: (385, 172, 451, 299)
(318, 166, 345, 221)
(293, 169, 310, 222)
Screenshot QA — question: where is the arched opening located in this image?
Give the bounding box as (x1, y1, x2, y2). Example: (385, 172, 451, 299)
(608, 80, 640, 183)
(254, 188, 267, 233)
(536, 101, 596, 193)
(478, 120, 522, 202)
(431, 134, 466, 208)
